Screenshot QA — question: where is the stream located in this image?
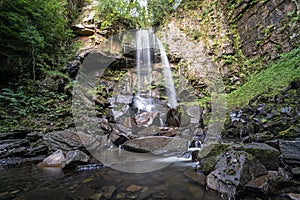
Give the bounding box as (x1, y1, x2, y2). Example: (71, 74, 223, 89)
(0, 160, 223, 200)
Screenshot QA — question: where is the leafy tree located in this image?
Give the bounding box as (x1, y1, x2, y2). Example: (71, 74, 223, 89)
(0, 0, 80, 84)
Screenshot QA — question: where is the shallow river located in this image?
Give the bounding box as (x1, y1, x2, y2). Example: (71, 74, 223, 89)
(0, 159, 295, 200)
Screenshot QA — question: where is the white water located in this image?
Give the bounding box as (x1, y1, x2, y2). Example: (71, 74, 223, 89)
(135, 28, 178, 108)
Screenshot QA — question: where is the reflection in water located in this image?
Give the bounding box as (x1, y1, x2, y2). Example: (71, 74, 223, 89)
(0, 161, 222, 200)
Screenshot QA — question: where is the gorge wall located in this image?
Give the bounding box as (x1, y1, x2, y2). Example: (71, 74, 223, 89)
(226, 0, 300, 60)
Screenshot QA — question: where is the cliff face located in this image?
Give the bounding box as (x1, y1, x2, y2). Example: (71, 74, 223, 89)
(227, 0, 300, 60)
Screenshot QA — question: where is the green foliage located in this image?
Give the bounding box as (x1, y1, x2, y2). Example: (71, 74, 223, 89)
(0, 80, 71, 132)
(0, 0, 78, 83)
(97, 0, 181, 30)
(227, 48, 300, 108)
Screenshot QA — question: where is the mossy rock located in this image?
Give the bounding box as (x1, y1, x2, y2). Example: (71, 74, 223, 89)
(198, 142, 231, 175)
(278, 125, 300, 139)
(235, 143, 280, 170)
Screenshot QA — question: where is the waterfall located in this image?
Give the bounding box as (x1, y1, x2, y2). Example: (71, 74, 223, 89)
(134, 28, 178, 110)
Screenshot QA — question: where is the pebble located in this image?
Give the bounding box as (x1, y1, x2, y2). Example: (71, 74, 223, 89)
(126, 184, 143, 192)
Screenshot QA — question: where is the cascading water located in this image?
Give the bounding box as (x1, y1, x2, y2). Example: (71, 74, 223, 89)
(134, 28, 178, 111)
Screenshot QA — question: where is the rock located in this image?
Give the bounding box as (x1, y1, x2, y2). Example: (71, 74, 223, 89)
(156, 127, 179, 137)
(38, 149, 65, 168)
(123, 136, 188, 155)
(198, 143, 230, 174)
(0, 139, 30, 159)
(43, 129, 98, 152)
(236, 143, 281, 170)
(138, 125, 160, 136)
(206, 150, 267, 199)
(26, 132, 43, 142)
(116, 94, 133, 104)
(65, 59, 80, 78)
(0, 156, 45, 168)
(88, 193, 102, 200)
(100, 186, 116, 199)
(71, 24, 95, 36)
(76, 164, 106, 171)
(278, 167, 293, 180)
(245, 172, 280, 196)
(165, 108, 180, 127)
(62, 150, 90, 169)
(185, 105, 201, 124)
(291, 167, 300, 176)
(109, 129, 130, 146)
(126, 184, 143, 192)
(287, 193, 300, 200)
(184, 170, 206, 185)
(134, 112, 160, 127)
(99, 118, 112, 133)
(279, 141, 300, 165)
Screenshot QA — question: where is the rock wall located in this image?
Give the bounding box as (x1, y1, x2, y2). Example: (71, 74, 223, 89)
(227, 0, 300, 59)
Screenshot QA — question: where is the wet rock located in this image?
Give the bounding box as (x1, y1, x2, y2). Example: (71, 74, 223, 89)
(287, 193, 300, 200)
(116, 94, 133, 104)
(165, 108, 181, 127)
(245, 171, 280, 196)
(62, 150, 90, 169)
(100, 186, 116, 199)
(0, 156, 45, 168)
(109, 129, 130, 146)
(279, 141, 300, 165)
(38, 149, 65, 168)
(76, 164, 106, 171)
(198, 143, 230, 174)
(236, 143, 281, 170)
(123, 136, 188, 155)
(0, 139, 30, 158)
(206, 150, 267, 199)
(43, 129, 98, 152)
(184, 170, 206, 185)
(134, 112, 160, 127)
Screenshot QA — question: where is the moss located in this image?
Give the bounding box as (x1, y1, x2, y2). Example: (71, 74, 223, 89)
(227, 48, 300, 109)
(278, 125, 299, 138)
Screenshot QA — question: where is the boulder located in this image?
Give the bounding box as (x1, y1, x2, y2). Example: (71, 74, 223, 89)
(245, 171, 280, 196)
(236, 143, 281, 170)
(206, 150, 267, 198)
(134, 112, 160, 127)
(123, 136, 188, 155)
(138, 125, 160, 136)
(279, 141, 300, 165)
(165, 108, 180, 127)
(43, 129, 98, 152)
(62, 150, 90, 169)
(38, 149, 65, 168)
(198, 143, 230, 174)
